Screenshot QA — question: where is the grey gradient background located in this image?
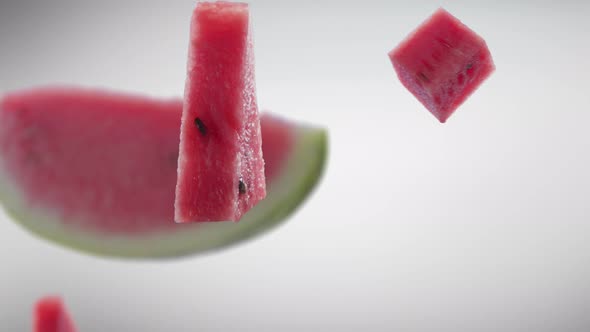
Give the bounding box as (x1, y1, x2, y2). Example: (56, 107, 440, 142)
(1, 0, 590, 331)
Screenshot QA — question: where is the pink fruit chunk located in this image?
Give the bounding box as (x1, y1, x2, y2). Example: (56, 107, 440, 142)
(34, 296, 77, 332)
(175, 1, 266, 223)
(389, 8, 495, 123)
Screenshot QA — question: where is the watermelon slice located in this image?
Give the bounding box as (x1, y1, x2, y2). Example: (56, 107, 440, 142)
(34, 296, 77, 332)
(0, 87, 327, 258)
(176, 1, 265, 223)
(389, 8, 495, 123)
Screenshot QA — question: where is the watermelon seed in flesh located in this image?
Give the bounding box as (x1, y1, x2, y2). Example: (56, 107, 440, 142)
(194, 117, 207, 136)
(239, 178, 247, 195)
(0, 87, 328, 259)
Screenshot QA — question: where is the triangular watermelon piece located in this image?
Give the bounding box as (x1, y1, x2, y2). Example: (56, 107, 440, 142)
(0, 87, 327, 258)
(34, 297, 77, 332)
(175, 1, 266, 223)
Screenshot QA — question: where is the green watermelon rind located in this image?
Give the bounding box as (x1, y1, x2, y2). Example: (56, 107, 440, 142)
(0, 126, 327, 259)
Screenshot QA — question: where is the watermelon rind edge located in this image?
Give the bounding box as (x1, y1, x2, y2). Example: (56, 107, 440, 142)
(0, 125, 328, 259)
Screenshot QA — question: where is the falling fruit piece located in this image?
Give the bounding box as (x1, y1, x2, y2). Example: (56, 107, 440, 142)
(34, 296, 77, 332)
(389, 8, 495, 123)
(176, 1, 266, 222)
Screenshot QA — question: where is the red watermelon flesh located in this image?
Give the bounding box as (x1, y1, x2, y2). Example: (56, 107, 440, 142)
(260, 115, 294, 180)
(389, 8, 495, 123)
(0, 88, 181, 234)
(0, 88, 290, 234)
(176, 1, 265, 223)
(34, 297, 77, 332)
(0, 87, 326, 258)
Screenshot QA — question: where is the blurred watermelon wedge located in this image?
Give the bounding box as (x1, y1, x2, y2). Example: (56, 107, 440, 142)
(0, 87, 327, 258)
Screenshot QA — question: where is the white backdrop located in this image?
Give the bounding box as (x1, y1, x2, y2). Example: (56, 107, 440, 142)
(1, 0, 589, 331)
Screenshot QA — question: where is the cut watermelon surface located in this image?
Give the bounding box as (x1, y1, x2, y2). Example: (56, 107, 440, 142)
(34, 297, 77, 332)
(389, 8, 495, 123)
(176, 1, 265, 223)
(0, 87, 327, 258)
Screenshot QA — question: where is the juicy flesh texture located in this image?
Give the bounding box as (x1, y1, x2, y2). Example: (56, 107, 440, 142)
(389, 8, 495, 123)
(0, 89, 180, 234)
(176, 1, 265, 223)
(0, 88, 292, 235)
(34, 297, 77, 332)
(260, 115, 295, 180)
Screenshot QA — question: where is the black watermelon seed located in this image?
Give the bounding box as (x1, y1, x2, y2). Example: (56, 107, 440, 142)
(195, 117, 207, 135)
(417, 72, 430, 83)
(238, 179, 247, 195)
(466, 63, 473, 70)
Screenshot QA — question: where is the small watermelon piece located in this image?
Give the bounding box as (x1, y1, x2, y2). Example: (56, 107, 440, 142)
(175, 1, 265, 223)
(389, 8, 495, 123)
(34, 297, 77, 332)
(0, 87, 327, 258)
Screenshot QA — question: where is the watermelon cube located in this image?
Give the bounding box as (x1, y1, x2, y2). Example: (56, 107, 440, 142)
(389, 8, 495, 123)
(175, 2, 266, 223)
